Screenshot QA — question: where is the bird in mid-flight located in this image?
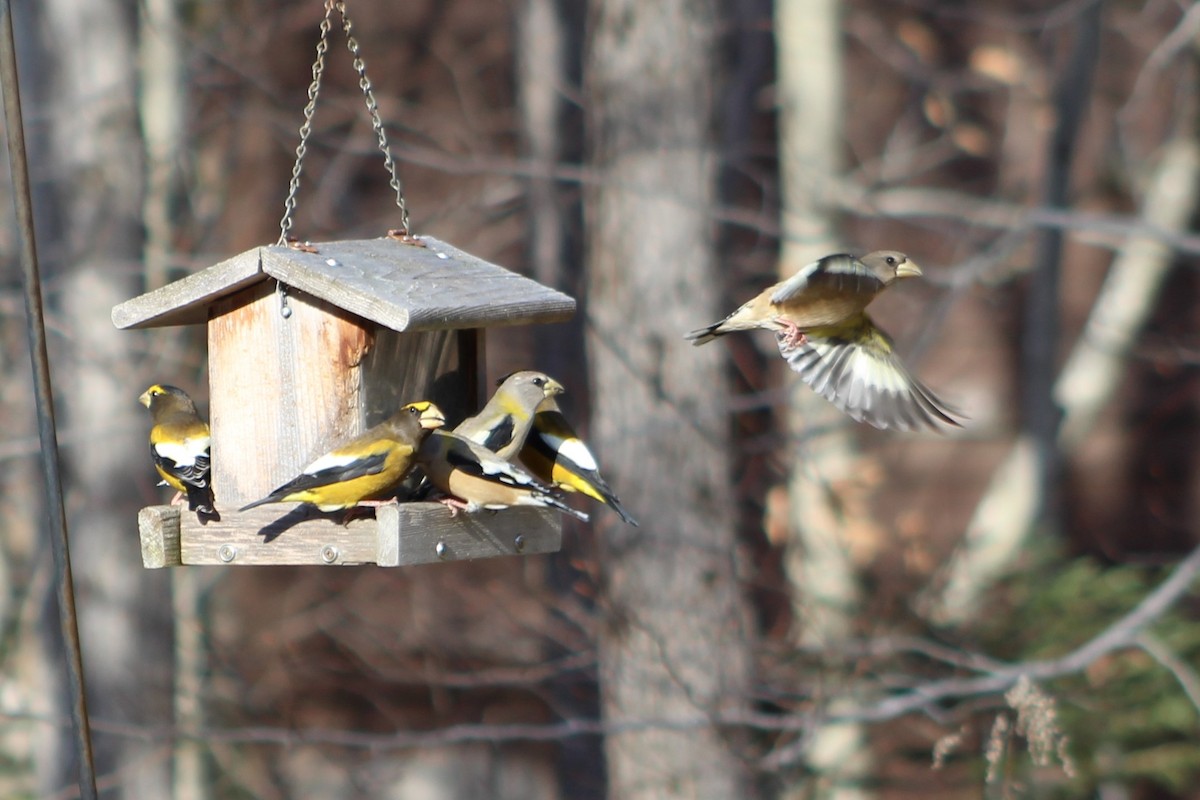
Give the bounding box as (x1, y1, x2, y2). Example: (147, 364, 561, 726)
(685, 251, 962, 431)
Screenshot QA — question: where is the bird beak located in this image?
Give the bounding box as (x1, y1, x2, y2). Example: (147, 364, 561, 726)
(138, 390, 152, 408)
(419, 407, 447, 430)
(895, 260, 923, 279)
(545, 379, 565, 397)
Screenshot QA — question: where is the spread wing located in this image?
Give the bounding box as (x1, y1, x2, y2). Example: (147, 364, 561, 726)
(778, 314, 962, 431)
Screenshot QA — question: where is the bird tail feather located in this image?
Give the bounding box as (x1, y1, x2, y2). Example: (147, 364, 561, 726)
(237, 495, 274, 512)
(186, 485, 217, 516)
(543, 494, 590, 522)
(683, 323, 723, 345)
(608, 497, 638, 526)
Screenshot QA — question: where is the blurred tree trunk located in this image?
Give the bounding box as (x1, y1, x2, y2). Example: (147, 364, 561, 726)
(922, 4, 1109, 625)
(137, 2, 210, 799)
(518, 4, 605, 798)
(586, 2, 755, 798)
(927, 119, 1200, 625)
(775, 0, 875, 796)
(1021, 1, 1103, 531)
(25, 1, 172, 796)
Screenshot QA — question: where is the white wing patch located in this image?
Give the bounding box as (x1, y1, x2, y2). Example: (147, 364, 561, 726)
(153, 435, 209, 468)
(544, 432, 599, 471)
(304, 450, 367, 474)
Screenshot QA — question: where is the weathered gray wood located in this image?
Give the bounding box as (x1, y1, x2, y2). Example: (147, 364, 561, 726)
(361, 327, 468, 428)
(139, 505, 182, 568)
(208, 282, 375, 508)
(206, 282, 473, 509)
(178, 505, 380, 565)
(111, 248, 263, 329)
(150, 503, 561, 566)
(112, 236, 576, 332)
(263, 237, 576, 332)
(375, 504, 561, 566)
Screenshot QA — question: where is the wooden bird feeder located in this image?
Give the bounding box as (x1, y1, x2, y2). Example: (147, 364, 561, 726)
(113, 235, 575, 568)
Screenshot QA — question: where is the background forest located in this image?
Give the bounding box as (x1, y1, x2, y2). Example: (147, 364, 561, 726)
(1, 0, 1199, 798)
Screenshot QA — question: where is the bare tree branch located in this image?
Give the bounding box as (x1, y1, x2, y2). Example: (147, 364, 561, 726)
(7, 544, 1195, 775)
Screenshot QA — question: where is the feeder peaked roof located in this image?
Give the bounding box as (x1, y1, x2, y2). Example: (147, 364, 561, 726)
(112, 236, 575, 332)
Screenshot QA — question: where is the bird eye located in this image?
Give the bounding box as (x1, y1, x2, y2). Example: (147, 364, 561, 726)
(886, 256, 896, 266)
(532, 377, 545, 387)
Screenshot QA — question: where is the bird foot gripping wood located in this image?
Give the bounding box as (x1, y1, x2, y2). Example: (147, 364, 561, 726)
(774, 318, 808, 350)
(340, 497, 400, 526)
(356, 498, 400, 508)
(436, 497, 472, 517)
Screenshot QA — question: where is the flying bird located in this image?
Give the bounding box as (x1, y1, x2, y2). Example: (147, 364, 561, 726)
(685, 251, 961, 431)
(239, 401, 445, 513)
(139, 384, 216, 516)
(518, 398, 638, 525)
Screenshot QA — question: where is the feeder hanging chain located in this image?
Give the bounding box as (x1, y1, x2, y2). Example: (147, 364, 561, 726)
(277, 2, 334, 245)
(276, 0, 411, 244)
(337, 3, 411, 236)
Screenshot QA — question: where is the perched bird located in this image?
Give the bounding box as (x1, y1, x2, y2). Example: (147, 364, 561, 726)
(685, 251, 962, 431)
(518, 398, 638, 525)
(239, 401, 446, 513)
(417, 429, 590, 522)
(454, 370, 565, 460)
(139, 384, 215, 515)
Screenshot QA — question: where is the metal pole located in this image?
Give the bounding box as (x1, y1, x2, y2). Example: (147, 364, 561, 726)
(0, 1, 99, 797)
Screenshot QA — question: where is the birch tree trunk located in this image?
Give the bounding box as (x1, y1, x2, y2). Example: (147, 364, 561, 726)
(926, 133, 1200, 625)
(775, 0, 875, 797)
(586, 2, 755, 797)
(26, 2, 171, 796)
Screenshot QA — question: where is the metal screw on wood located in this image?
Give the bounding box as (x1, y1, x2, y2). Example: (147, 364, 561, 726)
(435, 541, 447, 559)
(218, 544, 237, 563)
(320, 545, 339, 564)
(514, 535, 525, 553)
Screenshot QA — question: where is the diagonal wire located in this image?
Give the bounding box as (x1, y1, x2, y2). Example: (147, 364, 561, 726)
(0, 2, 98, 798)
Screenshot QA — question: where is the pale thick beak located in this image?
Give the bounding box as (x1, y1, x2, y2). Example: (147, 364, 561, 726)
(138, 390, 152, 408)
(419, 405, 447, 430)
(545, 379, 566, 397)
(895, 260, 923, 279)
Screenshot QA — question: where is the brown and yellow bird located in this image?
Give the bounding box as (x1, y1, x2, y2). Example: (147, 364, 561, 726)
(518, 398, 638, 525)
(454, 370, 565, 460)
(685, 251, 961, 431)
(418, 429, 589, 522)
(240, 401, 446, 513)
(139, 384, 216, 515)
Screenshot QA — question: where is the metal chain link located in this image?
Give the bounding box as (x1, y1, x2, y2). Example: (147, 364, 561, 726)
(336, 2, 410, 236)
(277, 1, 335, 245)
(277, 0, 410, 244)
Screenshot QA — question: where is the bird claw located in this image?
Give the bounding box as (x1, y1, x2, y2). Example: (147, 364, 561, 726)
(436, 497, 471, 517)
(774, 318, 807, 350)
(356, 498, 399, 508)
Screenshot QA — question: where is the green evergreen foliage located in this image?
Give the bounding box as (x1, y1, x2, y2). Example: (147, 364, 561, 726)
(974, 546, 1200, 795)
